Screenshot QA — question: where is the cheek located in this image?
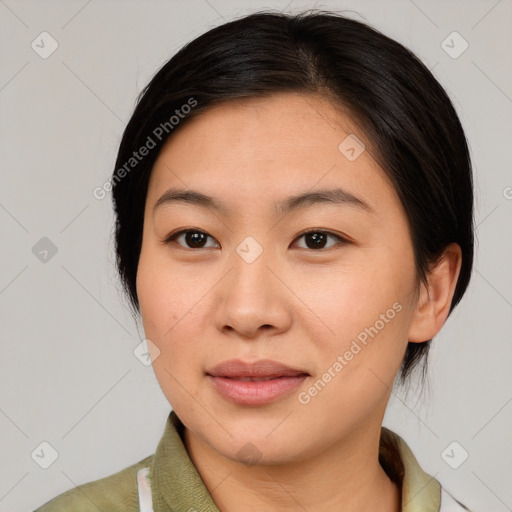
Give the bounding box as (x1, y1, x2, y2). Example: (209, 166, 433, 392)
(136, 248, 215, 364)
(137, 248, 186, 348)
(136, 250, 205, 409)
(300, 248, 417, 399)
(306, 252, 414, 340)
(295, 269, 414, 430)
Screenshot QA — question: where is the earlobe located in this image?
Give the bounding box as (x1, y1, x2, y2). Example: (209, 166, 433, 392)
(408, 243, 462, 343)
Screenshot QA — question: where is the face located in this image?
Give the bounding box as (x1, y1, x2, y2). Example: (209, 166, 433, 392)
(137, 92, 420, 465)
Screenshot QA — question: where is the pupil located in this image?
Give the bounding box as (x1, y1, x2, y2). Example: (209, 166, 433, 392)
(306, 232, 326, 249)
(186, 232, 206, 248)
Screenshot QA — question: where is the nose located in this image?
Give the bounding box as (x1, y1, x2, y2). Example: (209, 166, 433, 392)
(214, 243, 293, 340)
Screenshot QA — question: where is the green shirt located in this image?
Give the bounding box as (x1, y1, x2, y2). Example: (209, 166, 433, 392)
(34, 410, 469, 511)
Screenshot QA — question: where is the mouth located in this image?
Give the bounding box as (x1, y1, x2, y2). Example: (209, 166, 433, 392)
(206, 359, 309, 406)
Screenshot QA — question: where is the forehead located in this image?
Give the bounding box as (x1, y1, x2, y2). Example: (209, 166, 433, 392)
(147, 92, 395, 214)
(167, 92, 362, 156)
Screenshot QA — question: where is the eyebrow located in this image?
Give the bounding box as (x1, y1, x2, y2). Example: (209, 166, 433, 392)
(153, 187, 372, 216)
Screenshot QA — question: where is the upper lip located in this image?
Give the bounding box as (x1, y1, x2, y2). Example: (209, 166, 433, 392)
(206, 359, 309, 379)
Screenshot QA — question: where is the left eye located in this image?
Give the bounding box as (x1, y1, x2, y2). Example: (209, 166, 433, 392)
(164, 229, 346, 250)
(293, 230, 345, 250)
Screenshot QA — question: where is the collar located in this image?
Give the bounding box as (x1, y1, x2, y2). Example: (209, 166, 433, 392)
(149, 410, 441, 512)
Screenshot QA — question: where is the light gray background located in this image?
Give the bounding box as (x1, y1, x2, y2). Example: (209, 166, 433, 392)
(0, 1, 511, 511)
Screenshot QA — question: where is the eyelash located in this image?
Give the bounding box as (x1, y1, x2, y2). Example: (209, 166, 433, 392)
(163, 228, 349, 251)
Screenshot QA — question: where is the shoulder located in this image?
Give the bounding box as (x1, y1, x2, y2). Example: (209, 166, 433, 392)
(380, 428, 473, 512)
(33, 454, 153, 512)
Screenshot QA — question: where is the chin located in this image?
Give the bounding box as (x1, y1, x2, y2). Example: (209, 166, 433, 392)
(222, 436, 307, 467)
(210, 418, 310, 464)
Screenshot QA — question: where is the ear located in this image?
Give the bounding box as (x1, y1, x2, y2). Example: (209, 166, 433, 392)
(408, 243, 462, 343)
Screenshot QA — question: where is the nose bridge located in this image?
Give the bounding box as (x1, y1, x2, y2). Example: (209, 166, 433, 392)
(230, 234, 276, 302)
(214, 234, 290, 336)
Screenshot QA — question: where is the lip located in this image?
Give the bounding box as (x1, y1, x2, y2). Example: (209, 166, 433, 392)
(206, 359, 309, 406)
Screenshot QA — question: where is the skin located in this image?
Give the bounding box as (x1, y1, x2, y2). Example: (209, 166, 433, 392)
(136, 92, 462, 511)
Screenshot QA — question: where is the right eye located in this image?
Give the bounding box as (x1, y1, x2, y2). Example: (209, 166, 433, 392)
(164, 229, 220, 249)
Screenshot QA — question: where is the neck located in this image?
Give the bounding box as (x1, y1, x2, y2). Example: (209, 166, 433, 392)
(183, 422, 401, 512)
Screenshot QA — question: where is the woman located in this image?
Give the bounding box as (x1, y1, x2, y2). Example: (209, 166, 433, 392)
(35, 9, 474, 512)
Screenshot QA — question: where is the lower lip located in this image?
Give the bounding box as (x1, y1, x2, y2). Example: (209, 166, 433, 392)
(207, 375, 308, 406)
